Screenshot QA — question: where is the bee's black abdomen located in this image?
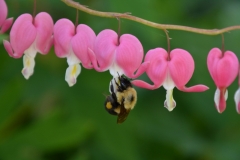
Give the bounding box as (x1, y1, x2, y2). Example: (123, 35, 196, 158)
(104, 95, 120, 115)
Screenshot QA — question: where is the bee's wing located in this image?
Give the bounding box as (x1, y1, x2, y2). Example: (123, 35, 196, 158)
(117, 103, 131, 124)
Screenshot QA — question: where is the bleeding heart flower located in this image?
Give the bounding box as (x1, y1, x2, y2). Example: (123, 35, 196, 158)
(0, 0, 13, 34)
(132, 48, 208, 111)
(3, 12, 53, 79)
(207, 48, 238, 113)
(54, 18, 96, 87)
(234, 66, 240, 114)
(88, 29, 149, 79)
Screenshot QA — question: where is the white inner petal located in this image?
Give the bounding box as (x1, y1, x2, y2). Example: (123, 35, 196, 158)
(163, 71, 175, 90)
(225, 89, 228, 100)
(163, 71, 176, 111)
(214, 88, 228, 112)
(65, 64, 81, 87)
(22, 43, 37, 79)
(164, 89, 176, 111)
(67, 50, 81, 66)
(109, 75, 121, 94)
(108, 50, 124, 78)
(65, 51, 81, 87)
(214, 88, 220, 109)
(234, 88, 240, 112)
(109, 62, 124, 78)
(162, 71, 177, 111)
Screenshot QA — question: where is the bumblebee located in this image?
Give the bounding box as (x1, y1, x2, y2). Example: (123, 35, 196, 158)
(104, 75, 137, 124)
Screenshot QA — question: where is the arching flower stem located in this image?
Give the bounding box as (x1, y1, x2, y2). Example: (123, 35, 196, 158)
(62, 0, 240, 35)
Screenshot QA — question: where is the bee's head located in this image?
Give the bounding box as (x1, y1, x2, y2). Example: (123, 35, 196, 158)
(118, 75, 132, 89)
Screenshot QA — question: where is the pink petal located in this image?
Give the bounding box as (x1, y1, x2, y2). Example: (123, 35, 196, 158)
(130, 61, 150, 78)
(0, 0, 7, 27)
(132, 48, 168, 89)
(0, 17, 13, 33)
(54, 18, 75, 58)
(72, 24, 96, 69)
(34, 12, 54, 54)
(207, 48, 239, 88)
(3, 40, 21, 58)
(87, 48, 98, 69)
(91, 29, 118, 72)
(6, 14, 37, 58)
(169, 49, 208, 92)
(115, 34, 144, 78)
(91, 29, 146, 75)
(132, 80, 157, 90)
(177, 85, 209, 92)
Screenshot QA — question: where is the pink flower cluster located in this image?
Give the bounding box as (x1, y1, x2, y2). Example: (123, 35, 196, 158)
(0, 0, 13, 34)
(207, 48, 239, 113)
(1, 2, 240, 113)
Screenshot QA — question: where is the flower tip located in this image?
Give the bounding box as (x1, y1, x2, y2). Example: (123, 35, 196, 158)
(164, 89, 176, 111)
(198, 85, 209, 92)
(3, 40, 12, 55)
(65, 64, 81, 87)
(214, 88, 227, 113)
(0, 17, 14, 34)
(66, 78, 76, 87)
(21, 54, 36, 80)
(215, 105, 225, 114)
(3, 40, 23, 58)
(164, 99, 176, 111)
(22, 68, 33, 80)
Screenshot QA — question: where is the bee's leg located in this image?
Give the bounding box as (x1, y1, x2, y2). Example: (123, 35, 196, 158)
(114, 77, 123, 92)
(117, 72, 121, 78)
(110, 81, 114, 93)
(112, 92, 118, 102)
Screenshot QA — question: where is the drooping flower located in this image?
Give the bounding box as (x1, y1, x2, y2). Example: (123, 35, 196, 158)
(88, 29, 149, 79)
(0, 0, 13, 34)
(234, 65, 240, 114)
(207, 48, 238, 113)
(54, 18, 96, 87)
(3, 12, 53, 79)
(132, 48, 208, 111)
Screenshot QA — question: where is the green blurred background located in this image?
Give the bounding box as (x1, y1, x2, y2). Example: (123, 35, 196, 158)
(0, 0, 240, 159)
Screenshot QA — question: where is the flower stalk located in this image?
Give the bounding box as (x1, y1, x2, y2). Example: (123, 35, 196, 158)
(62, 0, 240, 35)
